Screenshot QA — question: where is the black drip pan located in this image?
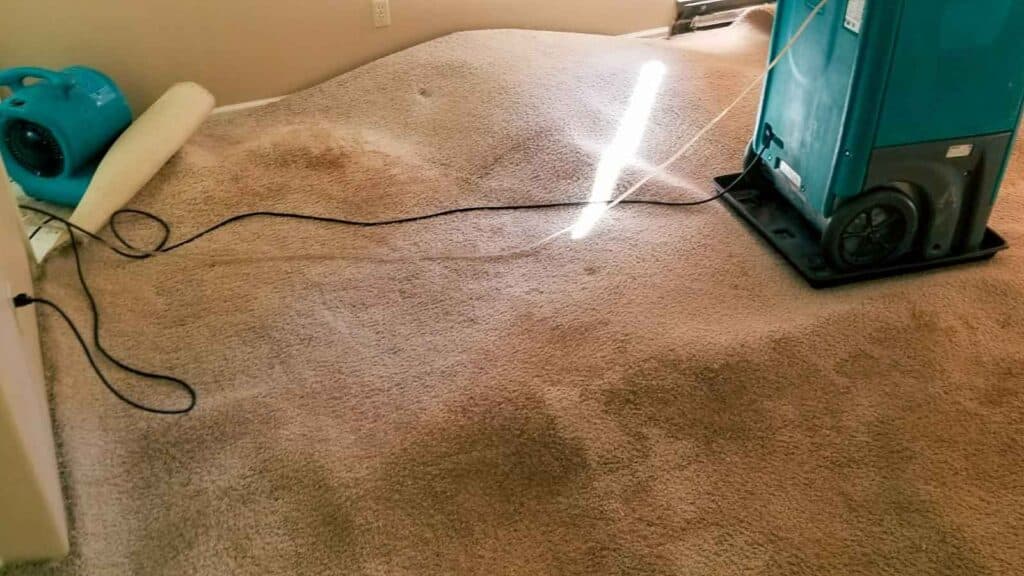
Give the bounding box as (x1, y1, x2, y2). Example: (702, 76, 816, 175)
(715, 173, 1009, 289)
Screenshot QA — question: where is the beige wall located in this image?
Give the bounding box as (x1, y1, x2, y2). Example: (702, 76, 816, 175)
(0, 0, 674, 110)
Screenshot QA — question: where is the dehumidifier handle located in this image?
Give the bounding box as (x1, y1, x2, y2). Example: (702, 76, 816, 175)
(0, 67, 72, 93)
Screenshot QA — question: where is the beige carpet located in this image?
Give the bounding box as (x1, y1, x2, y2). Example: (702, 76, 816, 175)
(10, 11, 1024, 575)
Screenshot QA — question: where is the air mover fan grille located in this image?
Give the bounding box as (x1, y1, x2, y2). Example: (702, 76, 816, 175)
(5, 119, 64, 177)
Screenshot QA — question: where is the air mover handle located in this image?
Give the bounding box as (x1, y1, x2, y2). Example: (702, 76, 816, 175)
(0, 67, 72, 94)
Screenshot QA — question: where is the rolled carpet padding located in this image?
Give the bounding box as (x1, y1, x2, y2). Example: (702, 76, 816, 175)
(28, 83, 215, 261)
(13, 14, 1024, 576)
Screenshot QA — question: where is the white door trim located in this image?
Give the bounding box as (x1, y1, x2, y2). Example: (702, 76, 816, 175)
(0, 162, 69, 566)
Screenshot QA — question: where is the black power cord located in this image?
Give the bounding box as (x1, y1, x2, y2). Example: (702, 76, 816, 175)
(14, 224, 197, 415)
(29, 216, 54, 240)
(14, 145, 765, 415)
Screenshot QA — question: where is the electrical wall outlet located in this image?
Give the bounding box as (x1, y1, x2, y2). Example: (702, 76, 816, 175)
(372, 0, 391, 28)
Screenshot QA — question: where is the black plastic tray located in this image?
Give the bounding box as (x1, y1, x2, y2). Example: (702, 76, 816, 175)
(715, 173, 1009, 289)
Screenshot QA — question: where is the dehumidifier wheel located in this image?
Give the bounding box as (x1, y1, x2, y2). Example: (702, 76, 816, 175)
(822, 189, 920, 271)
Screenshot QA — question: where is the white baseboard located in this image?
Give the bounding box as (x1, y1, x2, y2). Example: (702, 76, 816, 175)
(212, 96, 286, 115)
(620, 26, 671, 39)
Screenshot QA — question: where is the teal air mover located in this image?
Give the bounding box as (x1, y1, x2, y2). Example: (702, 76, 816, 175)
(719, 0, 1024, 287)
(0, 66, 131, 206)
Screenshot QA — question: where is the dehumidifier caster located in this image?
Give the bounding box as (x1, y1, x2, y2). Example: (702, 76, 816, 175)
(821, 189, 919, 272)
(714, 172, 1007, 288)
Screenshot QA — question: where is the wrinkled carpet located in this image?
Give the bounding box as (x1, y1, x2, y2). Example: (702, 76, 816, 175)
(9, 10, 1024, 576)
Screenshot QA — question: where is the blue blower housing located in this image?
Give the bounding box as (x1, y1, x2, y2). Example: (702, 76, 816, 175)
(0, 66, 132, 206)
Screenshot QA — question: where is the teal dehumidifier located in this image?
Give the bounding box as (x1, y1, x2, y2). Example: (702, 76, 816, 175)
(718, 0, 1024, 287)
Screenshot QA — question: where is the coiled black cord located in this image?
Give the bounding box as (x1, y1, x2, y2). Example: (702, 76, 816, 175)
(14, 145, 765, 415)
(15, 223, 196, 414)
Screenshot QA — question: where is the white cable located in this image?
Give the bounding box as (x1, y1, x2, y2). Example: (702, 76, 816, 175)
(539, 0, 832, 244)
(607, 0, 831, 209)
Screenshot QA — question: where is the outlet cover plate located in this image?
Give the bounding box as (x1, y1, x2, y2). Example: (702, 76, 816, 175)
(373, 0, 391, 28)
